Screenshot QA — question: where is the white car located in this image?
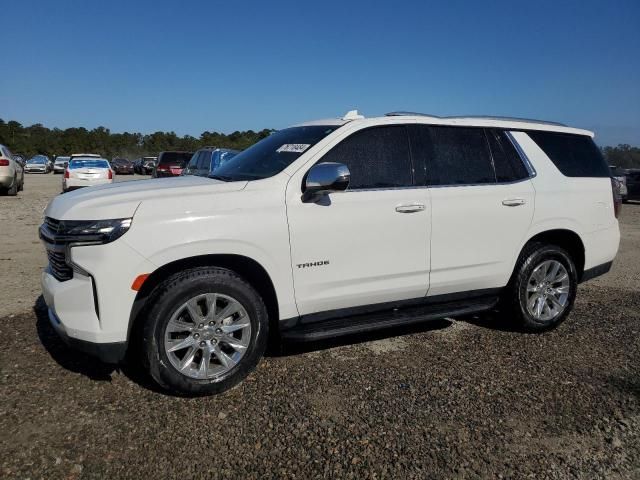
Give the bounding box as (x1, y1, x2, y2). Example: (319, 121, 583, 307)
(0, 144, 24, 195)
(53, 156, 71, 174)
(62, 157, 114, 192)
(40, 110, 620, 395)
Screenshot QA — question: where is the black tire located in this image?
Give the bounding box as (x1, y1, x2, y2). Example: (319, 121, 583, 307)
(142, 267, 269, 396)
(7, 176, 18, 196)
(500, 242, 578, 332)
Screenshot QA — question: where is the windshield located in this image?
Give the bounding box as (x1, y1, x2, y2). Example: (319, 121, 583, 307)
(69, 159, 110, 169)
(28, 157, 47, 164)
(212, 126, 339, 181)
(55, 157, 70, 163)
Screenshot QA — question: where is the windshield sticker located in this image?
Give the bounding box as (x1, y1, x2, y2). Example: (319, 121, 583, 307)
(276, 144, 311, 153)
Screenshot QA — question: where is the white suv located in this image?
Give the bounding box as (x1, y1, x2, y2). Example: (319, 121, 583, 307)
(40, 111, 620, 395)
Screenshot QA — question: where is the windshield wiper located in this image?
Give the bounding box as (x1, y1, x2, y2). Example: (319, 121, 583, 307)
(209, 174, 233, 182)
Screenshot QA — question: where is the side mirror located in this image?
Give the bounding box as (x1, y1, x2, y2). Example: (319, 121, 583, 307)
(301, 162, 350, 203)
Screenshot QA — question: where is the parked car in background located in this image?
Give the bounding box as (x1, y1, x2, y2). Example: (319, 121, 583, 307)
(53, 156, 70, 174)
(134, 156, 157, 174)
(39, 110, 620, 396)
(610, 166, 628, 202)
(62, 157, 114, 192)
(112, 158, 135, 175)
(153, 151, 193, 177)
(25, 155, 51, 173)
(143, 157, 157, 175)
(182, 147, 239, 177)
(626, 169, 640, 202)
(0, 144, 24, 195)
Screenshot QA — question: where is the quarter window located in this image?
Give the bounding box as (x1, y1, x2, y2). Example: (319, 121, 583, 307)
(527, 131, 609, 177)
(320, 126, 414, 189)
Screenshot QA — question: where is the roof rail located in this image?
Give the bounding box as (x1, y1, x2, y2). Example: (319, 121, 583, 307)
(385, 111, 442, 118)
(445, 115, 567, 127)
(385, 111, 566, 127)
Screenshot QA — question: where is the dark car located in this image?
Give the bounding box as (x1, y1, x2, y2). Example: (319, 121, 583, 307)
(153, 151, 193, 177)
(626, 169, 640, 202)
(182, 147, 239, 177)
(112, 158, 134, 175)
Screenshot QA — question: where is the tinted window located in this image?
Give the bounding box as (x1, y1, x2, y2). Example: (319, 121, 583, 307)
(215, 126, 338, 181)
(197, 151, 212, 171)
(486, 129, 529, 182)
(320, 126, 413, 189)
(410, 126, 495, 186)
(158, 152, 193, 168)
(69, 159, 110, 169)
(527, 131, 609, 177)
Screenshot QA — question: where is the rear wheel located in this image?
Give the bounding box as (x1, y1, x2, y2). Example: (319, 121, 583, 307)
(501, 243, 578, 332)
(7, 176, 18, 196)
(142, 267, 269, 395)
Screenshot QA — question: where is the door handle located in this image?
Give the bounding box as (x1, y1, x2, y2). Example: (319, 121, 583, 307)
(395, 203, 425, 213)
(502, 198, 526, 207)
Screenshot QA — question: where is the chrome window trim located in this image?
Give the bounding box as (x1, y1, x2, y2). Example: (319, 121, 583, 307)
(505, 131, 537, 178)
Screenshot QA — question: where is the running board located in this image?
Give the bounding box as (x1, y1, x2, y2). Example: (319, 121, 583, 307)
(280, 296, 499, 342)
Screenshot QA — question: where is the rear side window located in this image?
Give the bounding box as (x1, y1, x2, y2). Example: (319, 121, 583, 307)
(410, 126, 495, 186)
(486, 129, 529, 182)
(320, 126, 414, 189)
(527, 131, 609, 177)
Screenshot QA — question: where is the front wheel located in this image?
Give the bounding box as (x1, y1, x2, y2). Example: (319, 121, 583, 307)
(501, 243, 578, 332)
(142, 267, 269, 395)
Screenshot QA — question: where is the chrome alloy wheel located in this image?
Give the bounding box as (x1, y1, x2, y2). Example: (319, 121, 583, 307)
(525, 259, 570, 322)
(163, 293, 251, 379)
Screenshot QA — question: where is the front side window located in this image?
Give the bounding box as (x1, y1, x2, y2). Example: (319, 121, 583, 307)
(319, 126, 414, 189)
(410, 126, 495, 186)
(197, 151, 212, 171)
(213, 126, 339, 181)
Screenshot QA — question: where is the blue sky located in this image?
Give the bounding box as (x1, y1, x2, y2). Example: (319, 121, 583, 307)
(1, 0, 639, 146)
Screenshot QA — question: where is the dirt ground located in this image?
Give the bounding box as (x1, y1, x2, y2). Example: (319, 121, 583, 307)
(1, 174, 639, 479)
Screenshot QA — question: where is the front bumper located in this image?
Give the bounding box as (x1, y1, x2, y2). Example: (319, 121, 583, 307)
(40, 235, 157, 363)
(48, 308, 127, 363)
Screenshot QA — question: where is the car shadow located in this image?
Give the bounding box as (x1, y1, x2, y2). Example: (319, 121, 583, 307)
(34, 295, 168, 393)
(454, 309, 524, 333)
(34, 295, 118, 382)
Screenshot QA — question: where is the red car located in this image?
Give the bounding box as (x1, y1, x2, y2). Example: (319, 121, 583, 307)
(153, 151, 194, 177)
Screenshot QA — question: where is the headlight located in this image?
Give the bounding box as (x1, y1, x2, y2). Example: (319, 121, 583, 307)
(61, 218, 132, 244)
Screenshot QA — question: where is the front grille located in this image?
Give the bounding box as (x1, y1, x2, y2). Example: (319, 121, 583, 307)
(41, 217, 73, 282)
(47, 248, 73, 281)
(44, 216, 61, 232)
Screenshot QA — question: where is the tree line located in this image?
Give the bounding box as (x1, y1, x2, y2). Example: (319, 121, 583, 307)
(0, 119, 273, 159)
(1, 118, 639, 168)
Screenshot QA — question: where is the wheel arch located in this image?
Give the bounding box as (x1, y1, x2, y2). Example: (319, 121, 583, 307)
(518, 229, 586, 280)
(127, 254, 280, 347)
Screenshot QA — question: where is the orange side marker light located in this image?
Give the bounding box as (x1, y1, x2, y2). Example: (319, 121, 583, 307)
(131, 274, 150, 291)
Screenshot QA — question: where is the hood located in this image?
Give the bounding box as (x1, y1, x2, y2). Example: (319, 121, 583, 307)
(45, 176, 247, 220)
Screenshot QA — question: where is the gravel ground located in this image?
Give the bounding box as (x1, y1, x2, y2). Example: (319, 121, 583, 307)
(1, 175, 639, 479)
